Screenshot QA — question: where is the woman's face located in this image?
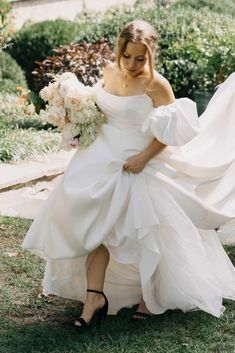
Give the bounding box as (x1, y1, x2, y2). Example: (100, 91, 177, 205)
(120, 42, 148, 78)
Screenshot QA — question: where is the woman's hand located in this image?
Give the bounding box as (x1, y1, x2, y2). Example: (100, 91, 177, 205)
(123, 138, 166, 174)
(123, 152, 149, 174)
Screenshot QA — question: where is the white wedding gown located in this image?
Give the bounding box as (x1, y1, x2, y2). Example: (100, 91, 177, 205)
(22, 73, 235, 317)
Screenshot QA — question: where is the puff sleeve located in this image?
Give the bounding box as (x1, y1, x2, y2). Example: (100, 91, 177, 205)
(141, 98, 200, 146)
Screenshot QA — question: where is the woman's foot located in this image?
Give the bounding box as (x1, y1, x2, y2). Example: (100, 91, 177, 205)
(74, 291, 106, 327)
(132, 297, 153, 320)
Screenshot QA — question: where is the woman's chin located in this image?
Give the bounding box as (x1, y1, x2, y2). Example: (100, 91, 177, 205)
(125, 69, 141, 77)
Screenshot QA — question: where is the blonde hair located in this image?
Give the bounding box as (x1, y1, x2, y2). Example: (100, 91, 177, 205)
(116, 19, 158, 87)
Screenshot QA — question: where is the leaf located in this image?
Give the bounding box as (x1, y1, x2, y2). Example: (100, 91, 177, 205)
(32, 40, 115, 91)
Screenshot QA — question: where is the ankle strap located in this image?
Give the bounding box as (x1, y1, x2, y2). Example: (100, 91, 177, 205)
(87, 289, 104, 295)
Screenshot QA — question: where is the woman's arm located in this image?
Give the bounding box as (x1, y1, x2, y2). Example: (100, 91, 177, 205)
(123, 76, 175, 173)
(140, 138, 166, 163)
(139, 74, 175, 162)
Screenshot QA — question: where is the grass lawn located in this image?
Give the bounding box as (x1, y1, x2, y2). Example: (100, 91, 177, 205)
(0, 215, 235, 353)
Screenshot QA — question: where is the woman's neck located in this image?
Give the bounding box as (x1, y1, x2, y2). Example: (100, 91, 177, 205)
(119, 66, 150, 88)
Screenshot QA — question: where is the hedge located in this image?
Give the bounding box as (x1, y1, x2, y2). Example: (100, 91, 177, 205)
(0, 51, 28, 92)
(6, 19, 83, 89)
(73, 4, 235, 97)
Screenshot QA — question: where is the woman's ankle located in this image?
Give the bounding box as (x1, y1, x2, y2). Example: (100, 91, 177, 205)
(84, 292, 105, 307)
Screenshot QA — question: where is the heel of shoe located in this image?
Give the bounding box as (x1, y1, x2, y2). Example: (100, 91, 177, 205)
(96, 299, 108, 325)
(74, 289, 109, 332)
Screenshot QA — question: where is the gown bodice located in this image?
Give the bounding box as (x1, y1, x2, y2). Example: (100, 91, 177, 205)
(95, 80, 154, 134)
(94, 79, 200, 146)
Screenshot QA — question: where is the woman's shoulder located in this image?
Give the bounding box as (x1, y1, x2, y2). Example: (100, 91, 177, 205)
(148, 71, 175, 107)
(103, 62, 118, 80)
(149, 71, 173, 95)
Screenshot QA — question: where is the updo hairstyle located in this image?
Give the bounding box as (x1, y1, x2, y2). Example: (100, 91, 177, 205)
(116, 19, 158, 84)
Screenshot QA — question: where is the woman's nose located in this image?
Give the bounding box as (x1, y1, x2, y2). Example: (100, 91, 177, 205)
(128, 59, 136, 69)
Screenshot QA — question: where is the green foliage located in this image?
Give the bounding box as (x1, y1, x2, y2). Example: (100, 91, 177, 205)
(0, 51, 28, 92)
(6, 19, 83, 89)
(0, 0, 12, 50)
(74, 4, 235, 96)
(75, 6, 138, 45)
(154, 7, 235, 96)
(0, 92, 31, 117)
(171, 0, 235, 16)
(0, 78, 18, 93)
(0, 128, 60, 162)
(0, 92, 48, 129)
(0, 92, 60, 162)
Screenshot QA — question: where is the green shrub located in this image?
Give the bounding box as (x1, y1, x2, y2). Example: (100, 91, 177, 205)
(74, 5, 235, 97)
(0, 51, 28, 91)
(171, 0, 235, 16)
(0, 127, 60, 162)
(75, 7, 136, 45)
(0, 92, 49, 130)
(6, 19, 83, 89)
(154, 7, 235, 95)
(0, 92, 60, 162)
(0, 0, 12, 50)
(0, 78, 18, 93)
(32, 40, 115, 92)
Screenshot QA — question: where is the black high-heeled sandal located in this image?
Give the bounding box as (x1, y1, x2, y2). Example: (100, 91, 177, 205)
(131, 311, 153, 321)
(74, 289, 109, 332)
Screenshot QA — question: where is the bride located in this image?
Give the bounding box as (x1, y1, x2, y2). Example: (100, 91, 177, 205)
(22, 19, 235, 330)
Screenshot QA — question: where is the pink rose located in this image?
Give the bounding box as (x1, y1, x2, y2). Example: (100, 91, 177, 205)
(69, 137, 79, 148)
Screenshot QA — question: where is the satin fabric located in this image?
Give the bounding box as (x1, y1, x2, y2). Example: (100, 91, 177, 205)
(22, 74, 235, 317)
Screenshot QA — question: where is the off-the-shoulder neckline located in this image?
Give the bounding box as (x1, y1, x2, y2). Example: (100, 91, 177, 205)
(100, 81, 153, 103)
(98, 80, 184, 109)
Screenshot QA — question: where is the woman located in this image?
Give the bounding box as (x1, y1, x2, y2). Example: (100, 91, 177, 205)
(22, 19, 235, 330)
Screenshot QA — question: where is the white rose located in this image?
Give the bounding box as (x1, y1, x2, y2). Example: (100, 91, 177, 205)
(59, 80, 74, 98)
(40, 83, 55, 102)
(64, 91, 85, 111)
(49, 96, 64, 107)
(60, 79, 86, 99)
(47, 112, 61, 127)
(48, 105, 66, 120)
(59, 72, 78, 83)
(47, 106, 66, 129)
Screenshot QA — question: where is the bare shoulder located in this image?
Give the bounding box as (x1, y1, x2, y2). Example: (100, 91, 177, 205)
(103, 62, 118, 82)
(148, 71, 175, 107)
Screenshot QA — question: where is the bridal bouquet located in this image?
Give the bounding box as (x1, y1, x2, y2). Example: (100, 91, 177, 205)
(39, 72, 106, 150)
